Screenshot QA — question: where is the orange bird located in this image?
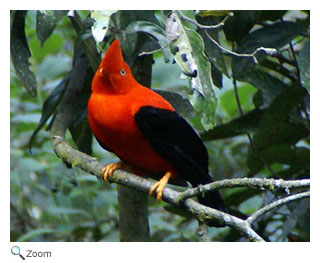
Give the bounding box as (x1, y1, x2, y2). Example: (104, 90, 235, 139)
(88, 38, 224, 213)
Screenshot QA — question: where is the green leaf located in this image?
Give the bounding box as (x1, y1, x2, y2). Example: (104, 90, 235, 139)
(247, 84, 309, 175)
(109, 10, 139, 56)
(219, 84, 257, 117)
(196, 15, 229, 79)
(91, 10, 117, 43)
(247, 145, 309, 175)
(125, 21, 167, 42)
(10, 11, 37, 97)
(68, 10, 101, 72)
(166, 12, 217, 130)
(29, 73, 70, 153)
(244, 70, 287, 107)
(132, 10, 159, 22)
(297, 39, 310, 92)
(223, 10, 257, 43)
(201, 109, 264, 141)
(66, 43, 94, 152)
(252, 84, 307, 150)
(232, 21, 306, 80)
(154, 90, 195, 120)
(36, 10, 68, 45)
(239, 21, 305, 53)
(257, 10, 288, 22)
(125, 20, 170, 61)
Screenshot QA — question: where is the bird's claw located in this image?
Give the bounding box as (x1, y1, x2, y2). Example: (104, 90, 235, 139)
(149, 171, 172, 202)
(101, 162, 123, 182)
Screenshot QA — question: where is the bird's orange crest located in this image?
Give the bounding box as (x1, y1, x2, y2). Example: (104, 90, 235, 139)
(98, 38, 126, 77)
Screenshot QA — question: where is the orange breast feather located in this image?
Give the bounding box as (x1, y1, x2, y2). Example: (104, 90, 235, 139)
(88, 83, 175, 174)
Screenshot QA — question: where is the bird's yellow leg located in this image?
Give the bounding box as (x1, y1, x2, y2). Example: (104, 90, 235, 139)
(149, 171, 172, 201)
(102, 162, 126, 182)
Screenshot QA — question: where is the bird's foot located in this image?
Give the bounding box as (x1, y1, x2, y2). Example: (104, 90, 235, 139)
(101, 162, 125, 182)
(149, 171, 172, 201)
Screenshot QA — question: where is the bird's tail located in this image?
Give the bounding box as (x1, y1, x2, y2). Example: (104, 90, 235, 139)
(197, 190, 226, 227)
(198, 189, 226, 212)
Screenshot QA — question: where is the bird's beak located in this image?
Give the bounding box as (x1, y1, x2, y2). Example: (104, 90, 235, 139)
(96, 66, 105, 77)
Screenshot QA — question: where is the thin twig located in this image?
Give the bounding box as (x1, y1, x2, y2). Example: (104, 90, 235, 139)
(139, 46, 167, 57)
(232, 67, 244, 116)
(204, 30, 277, 64)
(246, 191, 310, 225)
(177, 10, 233, 29)
(177, 178, 310, 202)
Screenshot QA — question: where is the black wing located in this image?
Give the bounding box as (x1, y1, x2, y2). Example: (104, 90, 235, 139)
(134, 106, 212, 186)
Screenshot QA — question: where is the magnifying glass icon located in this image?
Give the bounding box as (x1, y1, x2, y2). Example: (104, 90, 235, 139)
(11, 246, 25, 260)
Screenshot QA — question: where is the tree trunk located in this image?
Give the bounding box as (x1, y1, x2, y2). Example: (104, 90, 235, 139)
(117, 185, 150, 241)
(116, 34, 153, 241)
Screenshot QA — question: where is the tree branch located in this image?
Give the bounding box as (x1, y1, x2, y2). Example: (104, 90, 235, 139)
(204, 30, 278, 64)
(50, 131, 266, 241)
(50, 126, 310, 242)
(246, 191, 310, 225)
(177, 178, 310, 202)
(177, 10, 233, 29)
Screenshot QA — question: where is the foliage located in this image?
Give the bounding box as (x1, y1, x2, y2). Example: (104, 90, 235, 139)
(10, 10, 309, 242)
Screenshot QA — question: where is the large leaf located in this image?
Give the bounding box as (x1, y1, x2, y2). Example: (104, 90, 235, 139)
(219, 84, 257, 117)
(256, 10, 288, 22)
(244, 70, 287, 107)
(165, 12, 217, 130)
(154, 90, 194, 120)
(252, 84, 307, 150)
(66, 43, 94, 153)
(223, 10, 257, 43)
(90, 10, 117, 43)
(125, 20, 170, 62)
(108, 10, 142, 57)
(201, 109, 264, 141)
(29, 73, 71, 152)
(232, 21, 306, 80)
(36, 10, 68, 45)
(297, 39, 310, 93)
(68, 11, 101, 72)
(10, 11, 37, 97)
(196, 15, 229, 83)
(247, 84, 308, 175)
(247, 144, 310, 175)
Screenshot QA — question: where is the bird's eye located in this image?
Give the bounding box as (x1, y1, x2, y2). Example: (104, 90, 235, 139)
(120, 69, 126, 76)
